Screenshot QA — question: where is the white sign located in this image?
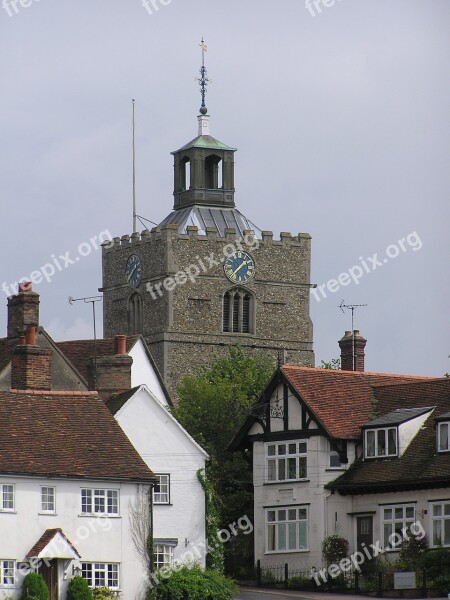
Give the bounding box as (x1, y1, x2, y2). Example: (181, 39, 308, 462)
(394, 572, 416, 590)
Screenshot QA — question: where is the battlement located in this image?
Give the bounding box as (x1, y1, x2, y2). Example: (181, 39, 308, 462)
(103, 226, 311, 252)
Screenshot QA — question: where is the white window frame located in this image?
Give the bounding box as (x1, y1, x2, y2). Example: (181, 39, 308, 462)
(1, 485, 14, 512)
(153, 544, 175, 569)
(153, 474, 170, 505)
(437, 422, 450, 452)
(431, 500, 450, 547)
(40, 486, 56, 514)
(80, 489, 119, 516)
(365, 427, 398, 458)
(265, 506, 309, 553)
(381, 504, 415, 550)
(81, 562, 119, 589)
(0, 560, 15, 587)
(265, 441, 307, 483)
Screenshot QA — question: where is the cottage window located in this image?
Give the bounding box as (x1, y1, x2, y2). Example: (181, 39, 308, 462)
(381, 504, 415, 549)
(266, 506, 308, 553)
(81, 489, 119, 516)
(365, 427, 397, 458)
(438, 422, 450, 452)
(41, 487, 55, 513)
(153, 475, 170, 504)
(266, 441, 307, 482)
(0, 560, 15, 586)
(82, 563, 119, 589)
(1, 485, 14, 512)
(153, 544, 175, 569)
(431, 501, 450, 547)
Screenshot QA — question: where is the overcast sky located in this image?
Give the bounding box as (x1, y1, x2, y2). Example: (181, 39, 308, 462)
(1, 0, 448, 376)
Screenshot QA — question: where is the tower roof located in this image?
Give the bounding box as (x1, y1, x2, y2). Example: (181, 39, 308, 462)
(158, 205, 261, 238)
(173, 134, 236, 154)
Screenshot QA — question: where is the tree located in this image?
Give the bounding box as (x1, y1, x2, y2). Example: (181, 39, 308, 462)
(320, 358, 341, 370)
(173, 347, 275, 575)
(129, 484, 153, 573)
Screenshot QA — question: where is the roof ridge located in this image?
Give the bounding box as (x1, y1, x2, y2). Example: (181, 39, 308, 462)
(9, 389, 99, 396)
(281, 365, 435, 378)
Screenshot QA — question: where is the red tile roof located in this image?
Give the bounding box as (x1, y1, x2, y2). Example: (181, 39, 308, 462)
(0, 390, 155, 482)
(27, 528, 80, 558)
(281, 366, 432, 439)
(56, 337, 140, 381)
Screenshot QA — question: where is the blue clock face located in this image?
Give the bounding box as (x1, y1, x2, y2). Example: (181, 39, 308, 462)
(126, 254, 142, 288)
(224, 251, 255, 284)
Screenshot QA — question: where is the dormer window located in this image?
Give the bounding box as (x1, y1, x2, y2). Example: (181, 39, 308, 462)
(365, 427, 397, 458)
(438, 421, 450, 452)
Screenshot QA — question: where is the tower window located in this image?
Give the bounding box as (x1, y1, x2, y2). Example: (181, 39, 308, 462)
(205, 155, 222, 189)
(223, 288, 254, 334)
(180, 157, 190, 191)
(128, 293, 143, 335)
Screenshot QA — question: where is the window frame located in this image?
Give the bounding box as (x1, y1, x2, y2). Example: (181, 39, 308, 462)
(265, 441, 308, 483)
(153, 474, 170, 505)
(265, 506, 309, 554)
(381, 504, 415, 550)
(153, 544, 175, 569)
(81, 562, 120, 590)
(437, 422, 450, 453)
(222, 288, 255, 335)
(430, 500, 450, 547)
(40, 486, 56, 514)
(80, 488, 119, 516)
(1, 485, 14, 512)
(0, 560, 15, 587)
(364, 427, 398, 458)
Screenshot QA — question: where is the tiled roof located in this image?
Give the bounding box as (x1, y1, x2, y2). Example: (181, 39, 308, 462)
(327, 379, 450, 493)
(56, 337, 140, 381)
(363, 406, 434, 427)
(281, 366, 432, 439)
(0, 390, 155, 482)
(27, 528, 80, 559)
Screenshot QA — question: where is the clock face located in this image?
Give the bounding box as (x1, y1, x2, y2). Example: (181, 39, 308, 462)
(224, 251, 255, 284)
(126, 254, 142, 288)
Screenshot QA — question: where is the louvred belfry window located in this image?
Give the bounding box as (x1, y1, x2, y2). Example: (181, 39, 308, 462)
(223, 288, 254, 334)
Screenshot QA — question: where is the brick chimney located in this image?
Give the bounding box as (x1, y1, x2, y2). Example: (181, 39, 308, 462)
(88, 335, 132, 398)
(339, 330, 367, 371)
(11, 325, 52, 390)
(7, 282, 40, 338)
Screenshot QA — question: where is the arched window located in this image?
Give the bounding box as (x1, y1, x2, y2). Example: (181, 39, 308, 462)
(223, 288, 254, 334)
(128, 292, 143, 335)
(205, 154, 222, 189)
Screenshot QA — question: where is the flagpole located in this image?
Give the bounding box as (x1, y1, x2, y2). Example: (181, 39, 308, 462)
(132, 99, 137, 234)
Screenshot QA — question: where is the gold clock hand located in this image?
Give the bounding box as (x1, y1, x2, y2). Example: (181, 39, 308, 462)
(231, 260, 250, 277)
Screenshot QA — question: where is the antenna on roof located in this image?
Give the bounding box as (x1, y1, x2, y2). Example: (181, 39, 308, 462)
(68, 295, 103, 389)
(339, 300, 367, 371)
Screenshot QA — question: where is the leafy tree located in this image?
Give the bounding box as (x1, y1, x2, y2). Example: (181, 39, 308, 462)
(322, 535, 349, 566)
(320, 358, 341, 370)
(173, 347, 275, 575)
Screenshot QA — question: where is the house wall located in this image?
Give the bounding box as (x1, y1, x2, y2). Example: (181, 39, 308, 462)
(129, 339, 167, 406)
(252, 433, 355, 571)
(0, 475, 149, 599)
(113, 387, 207, 568)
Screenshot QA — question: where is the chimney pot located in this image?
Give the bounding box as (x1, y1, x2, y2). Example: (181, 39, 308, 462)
(18, 281, 32, 293)
(18, 334, 26, 346)
(25, 325, 36, 345)
(115, 335, 127, 355)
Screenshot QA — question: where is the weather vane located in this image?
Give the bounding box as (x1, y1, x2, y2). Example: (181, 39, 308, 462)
(197, 38, 211, 115)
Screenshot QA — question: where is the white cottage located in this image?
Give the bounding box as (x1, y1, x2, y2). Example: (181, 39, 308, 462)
(106, 384, 209, 570)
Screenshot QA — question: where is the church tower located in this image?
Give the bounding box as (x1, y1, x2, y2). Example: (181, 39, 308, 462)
(101, 42, 314, 397)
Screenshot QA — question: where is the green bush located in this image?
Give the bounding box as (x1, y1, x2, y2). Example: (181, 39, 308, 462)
(92, 589, 120, 600)
(66, 576, 93, 600)
(20, 572, 48, 600)
(322, 535, 349, 566)
(146, 564, 238, 600)
(420, 547, 450, 580)
(287, 575, 316, 590)
(397, 534, 429, 570)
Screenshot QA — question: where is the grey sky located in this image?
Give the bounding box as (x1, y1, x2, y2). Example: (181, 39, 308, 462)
(1, 0, 448, 376)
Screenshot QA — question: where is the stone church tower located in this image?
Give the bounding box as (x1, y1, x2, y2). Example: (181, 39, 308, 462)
(101, 52, 314, 397)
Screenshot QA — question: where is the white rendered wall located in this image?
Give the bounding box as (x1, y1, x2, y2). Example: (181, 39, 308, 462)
(0, 476, 149, 599)
(129, 340, 167, 406)
(113, 387, 207, 568)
